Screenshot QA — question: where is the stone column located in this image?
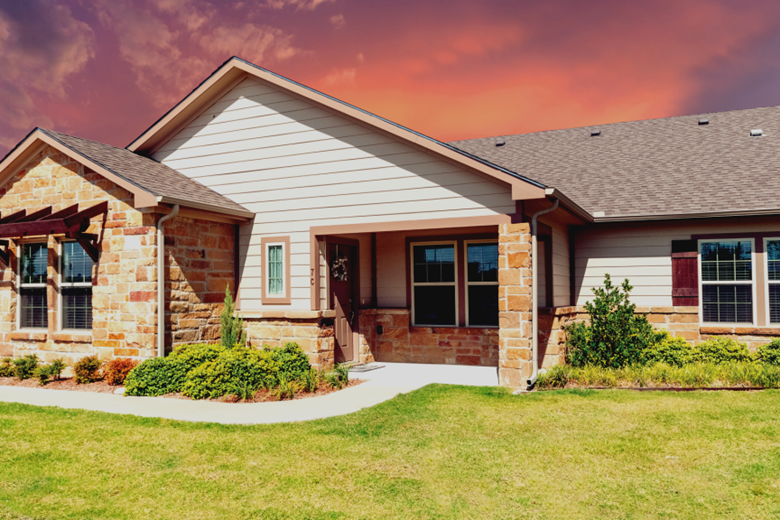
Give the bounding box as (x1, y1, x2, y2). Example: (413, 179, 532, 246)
(498, 223, 533, 387)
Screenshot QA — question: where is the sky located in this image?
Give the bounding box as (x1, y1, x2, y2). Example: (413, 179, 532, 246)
(2, 0, 780, 156)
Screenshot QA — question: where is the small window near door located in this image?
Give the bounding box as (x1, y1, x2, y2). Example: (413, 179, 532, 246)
(466, 242, 499, 326)
(61, 242, 93, 330)
(261, 236, 291, 305)
(19, 242, 48, 329)
(411, 243, 456, 326)
(267, 244, 284, 296)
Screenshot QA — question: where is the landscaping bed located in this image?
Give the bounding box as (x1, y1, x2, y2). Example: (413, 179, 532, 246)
(0, 376, 116, 393)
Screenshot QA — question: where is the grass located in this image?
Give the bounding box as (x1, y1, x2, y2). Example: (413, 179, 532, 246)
(1, 386, 780, 519)
(538, 362, 780, 389)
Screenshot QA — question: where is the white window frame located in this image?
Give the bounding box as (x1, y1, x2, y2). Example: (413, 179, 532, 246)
(698, 238, 757, 326)
(17, 241, 48, 331)
(264, 241, 287, 299)
(410, 241, 458, 327)
(464, 239, 499, 328)
(764, 237, 780, 326)
(58, 240, 93, 332)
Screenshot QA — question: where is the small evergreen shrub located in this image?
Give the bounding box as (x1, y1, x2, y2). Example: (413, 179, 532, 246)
(181, 347, 281, 400)
(565, 274, 664, 368)
(756, 339, 780, 366)
(103, 358, 139, 386)
(323, 363, 351, 390)
(73, 355, 103, 384)
(694, 338, 752, 364)
(299, 368, 320, 393)
(0, 358, 13, 377)
(12, 355, 39, 380)
(124, 343, 227, 396)
(644, 332, 697, 367)
(220, 287, 246, 348)
(273, 343, 312, 380)
(33, 359, 66, 385)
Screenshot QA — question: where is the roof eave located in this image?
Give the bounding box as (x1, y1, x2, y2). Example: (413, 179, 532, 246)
(591, 208, 780, 223)
(157, 196, 254, 220)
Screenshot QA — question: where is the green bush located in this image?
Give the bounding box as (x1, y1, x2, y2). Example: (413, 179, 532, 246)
(644, 333, 698, 367)
(299, 368, 320, 393)
(73, 355, 103, 384)
(181, 347, 281, 400)
(124, 343, 227, 397)
(33, 359, 66, 385)
(756, 339, 780, 366)
(12, 355, 39, 380)
(323, 363, 351, 390)
(694, 338, 752, 364)
(565, 274, 664, 368)
(273, 376, 299, 400)
(273, 343, 311, 380)
(0, 358, 13, 378)
(220, 287, 246, 348)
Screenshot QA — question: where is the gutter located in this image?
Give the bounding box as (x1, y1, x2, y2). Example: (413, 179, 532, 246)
(156, 205, 179, 357)
(527, 198, 559, 390)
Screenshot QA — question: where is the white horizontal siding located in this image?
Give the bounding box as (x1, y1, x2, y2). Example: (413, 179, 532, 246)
(156, 76, 513, 310)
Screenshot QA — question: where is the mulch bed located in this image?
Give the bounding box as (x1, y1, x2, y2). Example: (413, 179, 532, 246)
(0, 376, 364, 402)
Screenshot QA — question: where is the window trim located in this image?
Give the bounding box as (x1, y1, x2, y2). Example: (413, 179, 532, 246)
(58, 240, 93, 332)
(764, 237, 780, 326)
(17, 240, 49, 331)
(261, 236, 291, 305)
(410, 240, 458, 327)
(697, 238, 757, 326)
(464, 239, 499, 328)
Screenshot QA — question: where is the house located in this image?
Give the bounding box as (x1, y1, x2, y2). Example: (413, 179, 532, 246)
(0, 56, 778, 388)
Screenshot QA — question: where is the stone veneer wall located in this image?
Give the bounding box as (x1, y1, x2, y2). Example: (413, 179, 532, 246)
(164, 216, 235, 352)
(243, 312, 335, 369)
(359, 308, 498, 366)
(0, 145, 158, 362)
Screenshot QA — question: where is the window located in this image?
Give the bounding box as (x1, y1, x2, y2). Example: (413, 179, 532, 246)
(411, 243, 457, 326)
(700, 240, 754, 324)
(466, 242, 499, 326)
(19, 242, 48, 329)
(261, 236, 291, 305)
(766, 239, 780, 324)
(60, 242, 93, 330)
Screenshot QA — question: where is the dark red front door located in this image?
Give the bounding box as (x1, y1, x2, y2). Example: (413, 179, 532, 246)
(329, 243, 356, 363)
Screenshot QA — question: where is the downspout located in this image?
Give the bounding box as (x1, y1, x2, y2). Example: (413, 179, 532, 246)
(157, 205, 179, 358)
(527, 199, 559, 389)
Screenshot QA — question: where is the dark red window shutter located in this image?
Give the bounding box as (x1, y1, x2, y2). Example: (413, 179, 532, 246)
(671, 239, 698, 306)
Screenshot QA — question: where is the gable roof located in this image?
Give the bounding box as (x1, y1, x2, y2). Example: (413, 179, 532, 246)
(0, 128, 253, 219)
(127, 56, 547, 202)
(452, 105, 780, 221)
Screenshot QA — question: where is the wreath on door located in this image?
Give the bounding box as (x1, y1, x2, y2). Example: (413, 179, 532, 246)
(330, 255, 349, 281)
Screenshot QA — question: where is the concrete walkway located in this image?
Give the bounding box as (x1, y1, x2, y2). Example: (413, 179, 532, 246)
(0, 363, 498, 425)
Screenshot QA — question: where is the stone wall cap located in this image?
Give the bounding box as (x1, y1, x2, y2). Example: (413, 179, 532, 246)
(240, 310, 335, 319)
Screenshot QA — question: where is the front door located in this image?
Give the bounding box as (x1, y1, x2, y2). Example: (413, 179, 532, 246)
(328, 242, 357, 363)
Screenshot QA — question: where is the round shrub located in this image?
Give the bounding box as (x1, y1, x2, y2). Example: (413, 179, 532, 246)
(182, 347, 281, 399)
(104, 358, 139, 386)
(644, 333, 697, 367)
(693, 338, 752, 364)
(12, 354, 39, 380)
(756, 339, 780, 366)
(271, 343, 311, 380)
(124, 343, 227, 396)
(0, 358, 13, 378)
(73, 355, 103, 384)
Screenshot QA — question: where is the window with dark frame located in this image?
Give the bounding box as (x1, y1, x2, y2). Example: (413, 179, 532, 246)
(19, 243, 48, 329)
(700, 240, 754, 324)
(466, 242, 499, 326)
(61, 242, 93, 330)
(767, 239, 780, 324)
(411, 243, 457, 326)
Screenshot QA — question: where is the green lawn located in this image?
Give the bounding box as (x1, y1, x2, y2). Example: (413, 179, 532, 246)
(1, 387, 780, 520)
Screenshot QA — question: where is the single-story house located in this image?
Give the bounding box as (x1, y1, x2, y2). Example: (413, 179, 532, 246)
(1, 56, 778, 387)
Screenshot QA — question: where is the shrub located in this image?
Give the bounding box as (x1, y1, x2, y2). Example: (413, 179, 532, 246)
(756, 339, 780, 366)
(299, 368, 319, 393)
(124, 343, 227, 396)
(33, 359, 67, 386)
(0, 358, 13, 378)
(273, 376, 299, 400)
(644, 333, 698, 367)
(694, 338, 752, 364)
(73, 355, 103, 384)
(323, 363, 351, 390)
(182, 347, 281, 400)
(12, 355, 39, 380)
(220, 287, 246, 348)
(103, 358, 139, 386)
(565, 274, 664, 368)
(272, 343, 311, 380)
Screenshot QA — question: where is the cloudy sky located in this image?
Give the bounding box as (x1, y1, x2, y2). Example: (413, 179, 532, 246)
(1, 0, 780, 155)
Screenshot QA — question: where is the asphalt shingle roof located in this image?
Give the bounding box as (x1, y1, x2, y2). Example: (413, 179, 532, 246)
(40, 129, 251, 216)
(451, 105, 780, 219)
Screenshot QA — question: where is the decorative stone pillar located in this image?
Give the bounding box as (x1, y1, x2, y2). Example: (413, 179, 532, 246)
(498, 223, 533, 387)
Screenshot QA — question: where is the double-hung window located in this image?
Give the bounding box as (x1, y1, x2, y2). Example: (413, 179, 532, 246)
(19, 243, 48, 329)
(60, 242, 93, 330)
(466, 241, 499, 326)
(700, 240, 755, 324)
(411, 243, 457, 326)
(766, 239, 780, 324)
